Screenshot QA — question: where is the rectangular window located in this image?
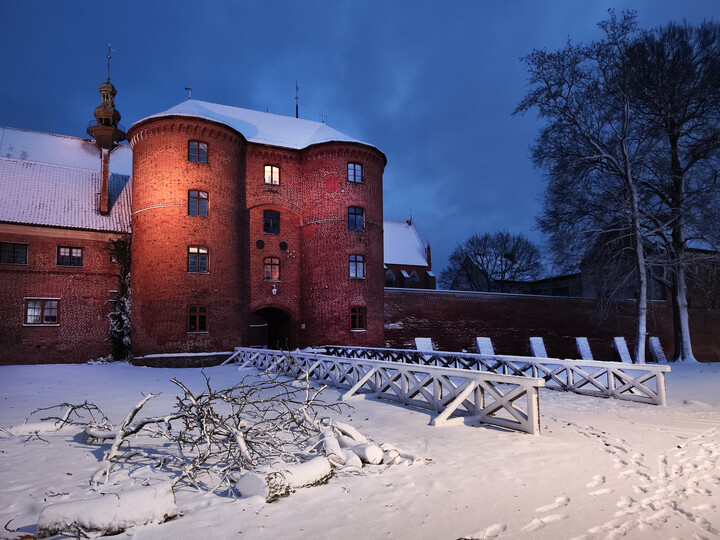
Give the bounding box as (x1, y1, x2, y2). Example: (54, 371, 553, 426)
(188, 141, 208, 163)
(264, 165, 280, 185)
(24, 298, 60, 325)
(349, 254, 365, 279)
(350, 306, 366, 330)
(188, 190, 208, 217)
(263, 257, 280, 281)
(348, 162, 363, 183)
(57, 246, 83, 267)
(1, 242, 28, 265)
(188, 305, 207, 332)
(188, 246, 208, 273)
(348, 206, 364, 230)
(263, 210, 280, 234)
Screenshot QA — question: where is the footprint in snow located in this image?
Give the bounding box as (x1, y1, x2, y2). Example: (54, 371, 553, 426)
(586, 474, 606, 488)
(522, 514, 568, 532)
(535, 496, 570, 513)
(459, 522, 506, 539)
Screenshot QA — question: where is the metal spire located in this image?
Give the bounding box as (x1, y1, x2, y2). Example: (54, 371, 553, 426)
(185, 84, 195, 99)
(106, 44, 115, 81)
(295, 81, 299, 118)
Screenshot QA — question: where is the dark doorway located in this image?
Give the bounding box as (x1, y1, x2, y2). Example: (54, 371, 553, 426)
(249, 308, 292, 350)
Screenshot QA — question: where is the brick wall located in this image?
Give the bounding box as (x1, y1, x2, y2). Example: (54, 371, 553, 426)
(128, 118, 248, 355)
(0, 224, 124, 364)
(384, 288, 720, 362)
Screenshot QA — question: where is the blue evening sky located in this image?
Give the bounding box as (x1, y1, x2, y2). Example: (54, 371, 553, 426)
(1, 0, 717, 279)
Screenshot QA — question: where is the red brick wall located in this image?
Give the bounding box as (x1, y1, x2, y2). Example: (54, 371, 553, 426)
(0, 225, 124, 364)
(128, 118, 248, 355)
(384, 289, 720, 363)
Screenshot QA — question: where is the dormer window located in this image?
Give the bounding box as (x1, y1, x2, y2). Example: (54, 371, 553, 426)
(188, 141, 208, 163)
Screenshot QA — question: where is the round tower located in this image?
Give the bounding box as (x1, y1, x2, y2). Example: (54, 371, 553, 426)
(299, 142, 386, 347)
(126, 117, 248, 355)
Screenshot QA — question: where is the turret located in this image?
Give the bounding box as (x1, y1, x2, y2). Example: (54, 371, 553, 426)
(87, 49, 125, 215)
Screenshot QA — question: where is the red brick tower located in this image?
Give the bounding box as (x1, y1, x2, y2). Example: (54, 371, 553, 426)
(126, 117, 248, 355)
(127, 101, 385, 354)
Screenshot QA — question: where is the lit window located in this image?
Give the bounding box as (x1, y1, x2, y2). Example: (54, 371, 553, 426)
(348, 207, 364, 230)
(188, 246, 208, 273)
(263, 210, 280, 234)
(264, 257, 280, 281)
(1, 242, 28, 265)
(350, 306, 366, 330)
(349, 254, 365, 279)
(348, 162, 363, 183)
(25, 298, 59, 325)
(188, 141, 208, 163)
(57, 246, 83, 267)
(189, 190, 208, 217)
(264, 165, 280, 185)
(188, 305, 207, 332)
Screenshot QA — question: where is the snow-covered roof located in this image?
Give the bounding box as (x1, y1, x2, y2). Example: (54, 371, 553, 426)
(132, 99, 378, 152)
(384, 220, 428, 267)
(0, 126, 132, 175)
(0, 127, 131, 233)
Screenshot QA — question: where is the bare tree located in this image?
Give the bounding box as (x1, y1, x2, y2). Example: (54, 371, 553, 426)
(624, 21, 720, 361)
(441, 231, 543, 292)
(516, 11, 654, 363)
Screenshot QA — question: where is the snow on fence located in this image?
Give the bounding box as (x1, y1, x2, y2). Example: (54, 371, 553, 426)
(229, 348, 544, 435)
(320, 346, 670, 406)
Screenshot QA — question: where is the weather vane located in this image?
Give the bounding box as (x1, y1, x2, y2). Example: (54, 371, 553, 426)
(185, 84, 195, 99)
(295, 81, 299, 118)
(319, 111, 328, 123)
(106, 44, 115, 81)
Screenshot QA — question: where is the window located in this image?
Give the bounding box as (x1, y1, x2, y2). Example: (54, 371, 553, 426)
(348, 162, 363, 183)
(350, 306, 366, 330)
(264, 165, 280, 185)
(25, 298, 59, 325)
(263, 210, 280, 234)
(188, 246, 208, 273)
(409, 271, 420, 288)
(188, 141, 208, 163)
(1, 242, 28, 265)
(349, 254, 365, 279)
(264, 257, 280, 281)
(57, 246, 83, 267)
(385, 270, 396, 287)
(189, 190, 208, 217)
(348, 207, 364, 230)
(188, 305, 207, 332)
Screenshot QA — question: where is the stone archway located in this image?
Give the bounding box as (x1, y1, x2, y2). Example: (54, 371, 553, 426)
(249, 307, 293, 350)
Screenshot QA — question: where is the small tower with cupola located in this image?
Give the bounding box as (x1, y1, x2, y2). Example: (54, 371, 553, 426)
(87, 48, 126, 215)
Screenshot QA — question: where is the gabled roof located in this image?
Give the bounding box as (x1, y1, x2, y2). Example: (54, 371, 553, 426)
(0, 127, 131, 233)
(132, 99, 381, 153)
(384, 220, 428, 267)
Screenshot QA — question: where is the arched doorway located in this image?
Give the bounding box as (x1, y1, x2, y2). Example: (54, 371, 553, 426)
(249, 308, 292, 350)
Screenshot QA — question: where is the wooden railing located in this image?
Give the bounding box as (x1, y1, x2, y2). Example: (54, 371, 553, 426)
(227, 348, 545, 435)
(319, 346, 670, 406)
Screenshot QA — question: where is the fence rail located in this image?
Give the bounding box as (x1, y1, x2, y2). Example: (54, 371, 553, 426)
(319, 346, 670, 406)
(228, 348, 545, 435)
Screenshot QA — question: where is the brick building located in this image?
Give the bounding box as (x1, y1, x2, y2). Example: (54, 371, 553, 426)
(383, 218, 435, 289)
(0, 78, 386, 363)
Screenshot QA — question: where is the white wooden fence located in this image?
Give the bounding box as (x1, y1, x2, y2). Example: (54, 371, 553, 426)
(320, 346, 670, 406)
(226, 348, 545, 435)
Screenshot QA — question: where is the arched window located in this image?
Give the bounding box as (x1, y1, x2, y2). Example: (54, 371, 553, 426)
(385, 270, 396, 287)
(409, 271, 420, 288)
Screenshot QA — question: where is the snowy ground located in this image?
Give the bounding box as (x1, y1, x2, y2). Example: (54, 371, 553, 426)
(1, 361, 719, 539)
